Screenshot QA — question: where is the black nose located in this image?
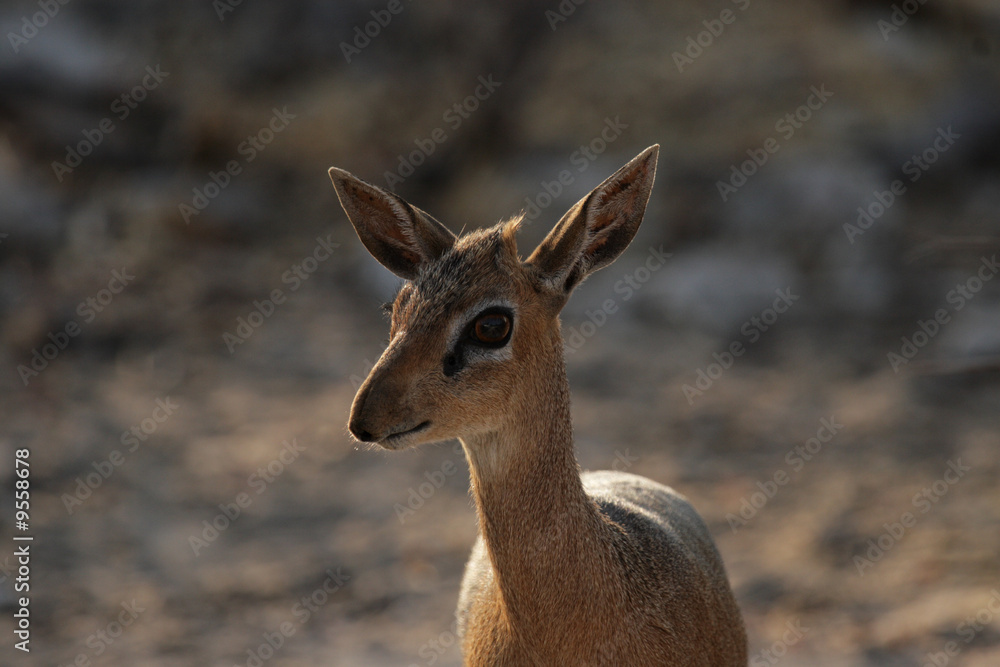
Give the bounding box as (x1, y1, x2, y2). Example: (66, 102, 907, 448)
(349, 419, 376, 442)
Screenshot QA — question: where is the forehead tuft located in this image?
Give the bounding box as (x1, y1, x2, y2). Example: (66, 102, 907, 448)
(393, 219, 523, 322)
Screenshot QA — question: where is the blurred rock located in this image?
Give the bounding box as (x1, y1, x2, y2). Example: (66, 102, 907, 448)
(634, 245, 799, 336)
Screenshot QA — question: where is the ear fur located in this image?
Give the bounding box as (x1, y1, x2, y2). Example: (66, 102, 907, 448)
(526, 145, 658, 292)
(329, 167, 456, 280)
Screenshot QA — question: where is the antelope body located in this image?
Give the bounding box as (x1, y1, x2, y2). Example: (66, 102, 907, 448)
(329, 146, 747, 666)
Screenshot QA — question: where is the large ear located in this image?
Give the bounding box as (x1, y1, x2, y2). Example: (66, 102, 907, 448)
(329, 167, 457, 280)
(526, 145, 658, 293)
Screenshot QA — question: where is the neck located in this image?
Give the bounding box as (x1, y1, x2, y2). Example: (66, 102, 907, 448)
(459, 330, 613, 640)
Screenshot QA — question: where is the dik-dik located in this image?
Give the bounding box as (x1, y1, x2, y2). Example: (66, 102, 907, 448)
(329, 146, 747, 665)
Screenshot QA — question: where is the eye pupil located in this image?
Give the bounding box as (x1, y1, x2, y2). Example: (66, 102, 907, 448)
(473, 314, 511, 344)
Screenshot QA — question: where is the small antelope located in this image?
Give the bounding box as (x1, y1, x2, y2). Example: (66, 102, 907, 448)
(329, 146, 747, 665)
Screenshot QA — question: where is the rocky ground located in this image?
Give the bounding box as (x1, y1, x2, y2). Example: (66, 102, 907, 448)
(1, 1, 999, 665)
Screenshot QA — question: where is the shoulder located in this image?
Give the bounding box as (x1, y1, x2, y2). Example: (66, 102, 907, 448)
(582, 470, 693, 517)
(582, 470, 721, 568)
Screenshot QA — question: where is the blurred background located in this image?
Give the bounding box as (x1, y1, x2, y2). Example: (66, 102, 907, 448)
(1, 1, 999, 665)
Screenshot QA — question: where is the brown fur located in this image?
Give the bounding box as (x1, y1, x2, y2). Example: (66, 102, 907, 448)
(329, 146, 747, 665)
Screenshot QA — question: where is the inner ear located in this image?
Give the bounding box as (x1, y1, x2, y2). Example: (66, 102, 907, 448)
(329, 167, 456, 280)
(525, 145, 659, 293)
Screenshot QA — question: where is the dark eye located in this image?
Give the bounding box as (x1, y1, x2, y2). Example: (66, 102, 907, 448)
(470, 311, 512, 347)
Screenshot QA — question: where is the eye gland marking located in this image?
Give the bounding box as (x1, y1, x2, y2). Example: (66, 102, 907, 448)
(443, 351, 463, 377)
(442, 307, 513, 377)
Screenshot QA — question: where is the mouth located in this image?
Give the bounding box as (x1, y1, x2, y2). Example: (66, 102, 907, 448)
(379, 421, 431, 448)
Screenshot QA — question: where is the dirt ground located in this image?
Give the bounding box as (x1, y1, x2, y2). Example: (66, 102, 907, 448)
(1, 1, 999, 665)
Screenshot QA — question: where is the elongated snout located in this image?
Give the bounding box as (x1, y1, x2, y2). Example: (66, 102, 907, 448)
(349, 379, 387, 442)
(347, 397, 377, 442)
(349, 370, 404, 442)
(348, 342, 433, 447)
